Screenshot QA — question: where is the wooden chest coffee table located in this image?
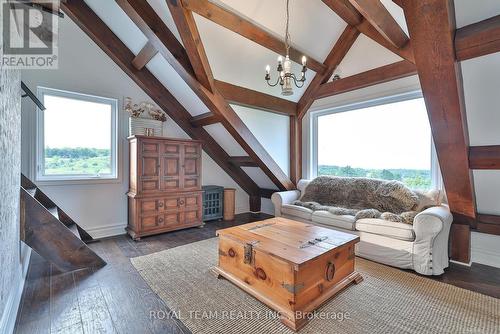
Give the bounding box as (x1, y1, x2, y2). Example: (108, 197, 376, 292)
(213, 217, 362, 331)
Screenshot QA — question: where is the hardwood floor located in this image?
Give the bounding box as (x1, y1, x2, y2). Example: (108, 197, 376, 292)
(15, 213, 500, 334)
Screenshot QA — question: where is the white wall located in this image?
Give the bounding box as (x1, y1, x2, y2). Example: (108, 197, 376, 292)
(21, 9, 249, 239)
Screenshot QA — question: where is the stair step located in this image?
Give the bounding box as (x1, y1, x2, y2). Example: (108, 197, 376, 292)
(48, 207, 59, 219)
(68, 224, 81, 240)
(26, 188, 37, 197)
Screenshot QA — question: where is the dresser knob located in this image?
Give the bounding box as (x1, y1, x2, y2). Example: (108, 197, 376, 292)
(158, 217, 164, 224)
(179, 200, 185, 205)
(158, 202, 163, 208)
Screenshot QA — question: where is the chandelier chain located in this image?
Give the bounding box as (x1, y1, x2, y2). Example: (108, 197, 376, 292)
(285, 0, 290, 56)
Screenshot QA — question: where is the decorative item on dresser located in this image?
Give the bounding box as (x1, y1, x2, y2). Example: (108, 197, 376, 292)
(125, 97, 167, 137)
(127, 135, 203, 240)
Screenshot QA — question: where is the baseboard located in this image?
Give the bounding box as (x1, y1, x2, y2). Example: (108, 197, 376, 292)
(85, 222, 127, 239)
(0, 246, 32, 334)
(450, 259, 472, 267)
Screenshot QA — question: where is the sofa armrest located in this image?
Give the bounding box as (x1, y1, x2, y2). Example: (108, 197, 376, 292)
(271, 190, 301, 217)
(412, 205, 453, 275)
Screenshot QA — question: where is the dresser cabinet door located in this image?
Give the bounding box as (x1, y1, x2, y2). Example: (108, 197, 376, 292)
(182, 143, 202, 191)
(161, 142, 182, 192)
(139, 140, 161, 193)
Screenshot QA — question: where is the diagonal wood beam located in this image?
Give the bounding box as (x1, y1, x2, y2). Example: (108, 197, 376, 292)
(314, 60, 417, 99)
(167, 0, 294, 192)
(132, 42, 158, 70)
(167, 0, 215, 92)
(214, 80, 297, 116)
(180, 0, 326, 74)
(348, 0, 409, 48)
(455, 14, 500, 61)
(117, 0, 293, 191)
(228, 156, 258, 167)
(321, 0, 414, 63)
(402, 0, 475, 263)
(61, 0, 260, 197)
(297, 26, 360, 119)
(291, 26, 360, 182)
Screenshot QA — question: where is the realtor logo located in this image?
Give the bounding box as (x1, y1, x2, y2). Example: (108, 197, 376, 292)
(2, 0, 59, 69)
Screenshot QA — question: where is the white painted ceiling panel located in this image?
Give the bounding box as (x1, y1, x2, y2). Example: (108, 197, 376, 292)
(233, 104, 289, 175)
(145, 55, 210, 117)
(462, 53, 500, 146)
(214, 0, 347, 62)
(196, 15, 311, 102)
(455, 0, 500, 28)
(332, 34, 403, 79)
(84, 0, 147, 55)
(203, 123, 248, 156)
(241, 167, 279, 190)
(146, 0, 183, 44)
(473, 170, 500, 215)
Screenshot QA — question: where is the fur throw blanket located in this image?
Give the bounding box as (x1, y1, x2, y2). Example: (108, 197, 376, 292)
(294, 176, 420, 224)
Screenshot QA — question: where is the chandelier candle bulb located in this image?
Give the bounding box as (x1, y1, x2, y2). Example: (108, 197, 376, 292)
(302, 56, 307, 66)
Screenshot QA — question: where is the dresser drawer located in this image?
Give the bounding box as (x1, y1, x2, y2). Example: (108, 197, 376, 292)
(140, 212, 182, 231)
(139, 198, 164, 215)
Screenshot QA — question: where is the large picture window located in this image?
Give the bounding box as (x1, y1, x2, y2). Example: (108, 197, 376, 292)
(312, 93, 437, 190)
(36, 87, 118, 181)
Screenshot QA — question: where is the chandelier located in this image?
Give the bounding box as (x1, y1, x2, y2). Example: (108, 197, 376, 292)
(265, 0, 307, 96)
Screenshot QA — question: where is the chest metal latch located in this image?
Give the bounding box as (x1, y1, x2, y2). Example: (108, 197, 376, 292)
(300, 236, 328, 248)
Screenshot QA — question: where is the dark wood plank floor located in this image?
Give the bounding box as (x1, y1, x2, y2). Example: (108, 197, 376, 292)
(15, 213, 500, 334)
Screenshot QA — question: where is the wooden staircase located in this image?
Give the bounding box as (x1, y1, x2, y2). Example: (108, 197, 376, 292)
(20, 174, 106, 272)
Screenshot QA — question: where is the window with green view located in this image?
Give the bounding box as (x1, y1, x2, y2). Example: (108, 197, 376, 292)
(315, 97, 433, 190)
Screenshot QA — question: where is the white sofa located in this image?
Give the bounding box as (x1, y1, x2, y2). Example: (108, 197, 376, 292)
(271, 180, 453, 276)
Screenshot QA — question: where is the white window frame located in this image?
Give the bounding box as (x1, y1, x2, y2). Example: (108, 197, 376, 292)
(35, 87, 119, 182)
(310, 91, 442, 189)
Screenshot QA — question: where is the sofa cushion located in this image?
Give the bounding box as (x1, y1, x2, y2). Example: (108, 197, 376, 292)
(281, 204, 313, 220)
(356, 218, 415, 241)
(311, 211, 355, 230)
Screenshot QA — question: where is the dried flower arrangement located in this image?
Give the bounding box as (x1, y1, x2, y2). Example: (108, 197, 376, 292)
(124, 97, 167, 122)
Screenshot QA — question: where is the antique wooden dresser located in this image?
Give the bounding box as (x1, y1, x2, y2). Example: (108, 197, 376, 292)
(127, 135, 203, 240)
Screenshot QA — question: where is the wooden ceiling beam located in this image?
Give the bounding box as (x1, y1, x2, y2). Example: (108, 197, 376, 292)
(132, 42, 158, 70)
(315, 60, 417, 99)
(229, 156, 258, 167)
(214, 80, 297, 116)
(476, 214, 500, 236)
(321, 0, 362, 26)
(180, 0, 326, 74)
(190, 112, 221, 127)
(348, 0, 409, 48)
(61, 0, 260, 197)
(166, 0, 215, 92)
(117, 0, 293, 191)
(402, 0, 476, 262)
(469, 145, 500, 169)
(321, 0, 414, 63)
(455, 15, 500, 61)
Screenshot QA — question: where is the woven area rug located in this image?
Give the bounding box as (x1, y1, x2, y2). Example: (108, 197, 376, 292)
(131, 238, 499, 334)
